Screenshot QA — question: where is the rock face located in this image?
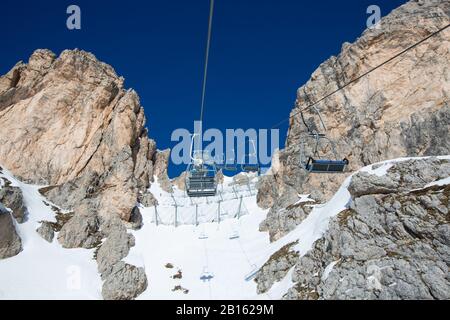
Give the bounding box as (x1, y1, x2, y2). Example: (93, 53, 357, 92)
(57, 206, 102, 249)
(102, 262, 148, 300)
(36, 221, 55, 243)
(259, 0, 450, 240)
(0, 173, 26, 259)
(0, 49, 157, 298)
(0, 206, 22, 259)
(0, 49, 156, 222)
(258, 157, 450, 300)
(153, 149, 173, 193)
(0, 180, 28, 223)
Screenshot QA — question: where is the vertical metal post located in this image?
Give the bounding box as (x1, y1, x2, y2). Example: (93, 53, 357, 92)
(238, 195, 243, 219)
(247, 179, 252, 196)
(195, 204, 199, 226)
(217, 200, 222, 224)
(154, 205, 159, 226)
(232, 185, 238, 199)
(174, 205, 178, 228)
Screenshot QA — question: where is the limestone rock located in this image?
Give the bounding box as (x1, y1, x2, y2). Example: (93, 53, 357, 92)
(259, 0, 450, 240)
(255, 242, 299, 294)
(36, 221, 55, 243)
(138, 191, 158, 207)
(96, 218, 135, 277)
(0, 180, 28, 223)
(153, 149, 173, 193)
(0, 49, 158, 222)
(172, 171, 187, 191)
(57, 206, 102, 249)
(101, 262, 148, 300)
(0, 207, 22, 259)
(0, 49, 163, 299)
(260, 158, 450, 300)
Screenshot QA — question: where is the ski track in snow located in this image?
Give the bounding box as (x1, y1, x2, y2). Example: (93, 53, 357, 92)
(0, 155, 449, 299)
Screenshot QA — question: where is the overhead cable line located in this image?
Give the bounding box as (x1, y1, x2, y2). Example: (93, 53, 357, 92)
(270, 23, 450, 130)
(199, 0, 215, 123)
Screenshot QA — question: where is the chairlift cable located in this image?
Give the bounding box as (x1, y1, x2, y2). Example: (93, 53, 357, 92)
(199, 0, 215, 123)
(270, 23, 450, 130)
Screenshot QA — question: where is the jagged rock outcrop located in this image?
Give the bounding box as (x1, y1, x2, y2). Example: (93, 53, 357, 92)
(255, 242, 299, 294)
(36, 221, 55, 243)
(102, 262, 148, 300)
(57, 203, 102, 249)
(259, 0, 450, 240)
(153, 149, 173, 193)
(258, 157, 450, 300)
(95, 209, 147, 300)
(96, 217, 135, 277)
(0, 205, 22, 259)
(0, 48, 156, 222)
(0, 49, 158, 298)
(0, 179, 28, 223)
(0, 172, 26, 259)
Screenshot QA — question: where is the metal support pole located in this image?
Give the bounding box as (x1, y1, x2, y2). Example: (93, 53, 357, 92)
(232, 185, 238, 199)
(174, 205, 178, 228)
(247, 179, 252, 196)
(217, 200, 222, 224)
(195, 204, 199, 226)
(154, 205, 159, 226)
(238, 196, 243, 219)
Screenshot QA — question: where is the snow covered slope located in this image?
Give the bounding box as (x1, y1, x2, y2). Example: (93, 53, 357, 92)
(0, 168, 102, 300)
(1, 156, 448, 299)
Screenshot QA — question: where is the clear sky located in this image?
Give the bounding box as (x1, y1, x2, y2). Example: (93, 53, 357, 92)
(0, 0, 407, 177)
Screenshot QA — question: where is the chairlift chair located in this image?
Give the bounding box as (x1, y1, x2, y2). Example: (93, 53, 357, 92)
(186, 165, 217, 197)
(241, 164, 261, 174)
(244, 264, 259, 281)
(241, 139, 261, 175)
(200, 267, 214, 282)
(229, 227, 240, 240)
(300, 132, 349, 174)
(229, 231, 239, 240)
(216, 150, 238, 171)
(186, 137, 218, 198)
(198, 231, 209, 240)
(299, 106, 349, 174)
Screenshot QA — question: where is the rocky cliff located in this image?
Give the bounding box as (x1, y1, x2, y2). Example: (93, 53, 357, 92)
(0, 49, 169, 299)
(282, 158, 450, 299)
(254, 0, 450, 300)
(258, 0, 450, 241)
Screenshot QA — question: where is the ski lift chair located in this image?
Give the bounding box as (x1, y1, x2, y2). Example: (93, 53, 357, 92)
(186, 141, 218, 197)
(298, 105, 349, 174)
(241, 139, 261, 174)
(216, 151, 238, 171)
(186, 164, 217, 197)
(244, 264, 259, 281)
(305, 157, 349, 173)
(241, 164, 261, 174)
(200, 267, 214, 282)
(300, 133, 349, 174)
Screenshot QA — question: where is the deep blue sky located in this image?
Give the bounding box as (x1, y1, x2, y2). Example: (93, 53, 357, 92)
(1, 0, 406, 177)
